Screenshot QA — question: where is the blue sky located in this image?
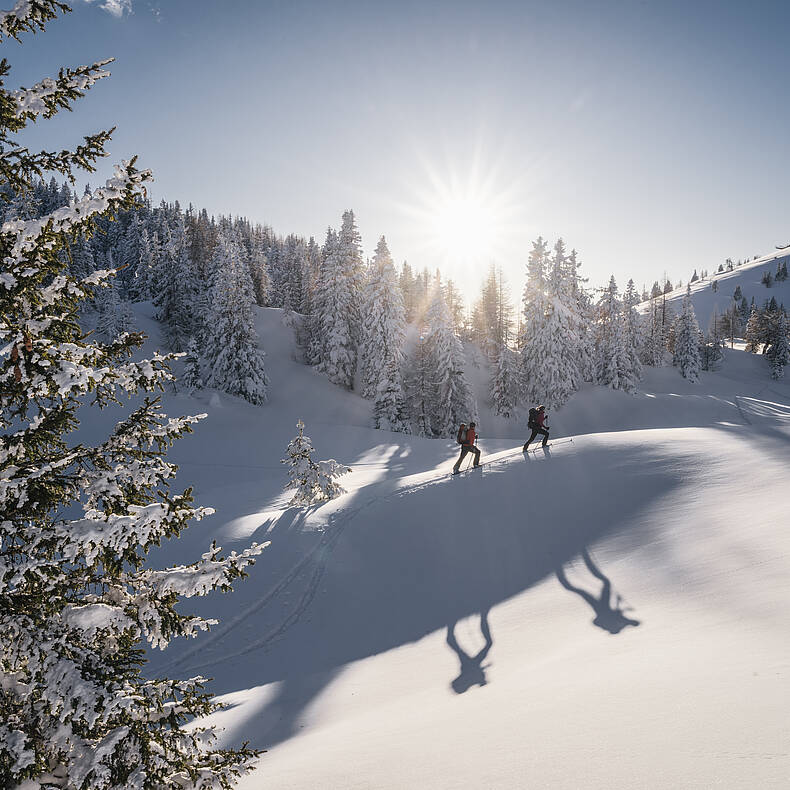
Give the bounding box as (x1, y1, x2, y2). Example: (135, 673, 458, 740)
(11, 0, 790, 295)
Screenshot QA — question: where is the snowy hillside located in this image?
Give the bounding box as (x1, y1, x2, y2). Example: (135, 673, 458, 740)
(132, 303, 790, 789)
(9, 5, 790, 786)
(658, 247, 790, 331)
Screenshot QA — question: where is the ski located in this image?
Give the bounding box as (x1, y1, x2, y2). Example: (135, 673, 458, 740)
(451, 438, 574, 476)
(522, 438, 574, 453)
(450, 464, 482, 477)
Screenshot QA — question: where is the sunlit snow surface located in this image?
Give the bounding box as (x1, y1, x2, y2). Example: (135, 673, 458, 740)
(102, 302, 790, 789)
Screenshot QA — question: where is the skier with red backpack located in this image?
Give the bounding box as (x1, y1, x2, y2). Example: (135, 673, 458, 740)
(523, 405, 549, 451)
(452, 421, 480, 474)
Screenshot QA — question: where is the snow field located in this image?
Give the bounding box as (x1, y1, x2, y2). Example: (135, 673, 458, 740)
(133, 305, 790, 788)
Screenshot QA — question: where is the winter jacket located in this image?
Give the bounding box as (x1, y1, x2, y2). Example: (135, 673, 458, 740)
(464, 427, 476, 446)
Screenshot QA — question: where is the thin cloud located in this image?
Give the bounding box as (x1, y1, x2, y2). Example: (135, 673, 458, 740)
(84, 0, 133, 17)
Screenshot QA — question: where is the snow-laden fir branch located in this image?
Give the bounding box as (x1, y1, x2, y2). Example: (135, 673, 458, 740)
(11, 59, 112, 121)
(1, 159, 150, 269)
(0, 130, 115, 194)
(0, 1, 68, 42)
(1, 6, 264, 785)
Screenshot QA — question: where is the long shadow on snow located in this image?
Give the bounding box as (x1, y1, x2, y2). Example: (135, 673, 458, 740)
(556, 549, 641, 635)
(446, 609, 494, 693)
(201, 440, 681, 752)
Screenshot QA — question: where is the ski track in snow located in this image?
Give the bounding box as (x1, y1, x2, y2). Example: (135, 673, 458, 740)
(165, 440, 574, 674)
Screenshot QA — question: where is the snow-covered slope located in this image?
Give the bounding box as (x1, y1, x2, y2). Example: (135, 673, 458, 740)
(657, 248, 790, 332)
(126, 305, 790, 789)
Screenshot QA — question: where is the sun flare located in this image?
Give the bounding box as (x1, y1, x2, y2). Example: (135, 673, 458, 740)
(430, 195, 502, 264)
(401, 148, 527, 288)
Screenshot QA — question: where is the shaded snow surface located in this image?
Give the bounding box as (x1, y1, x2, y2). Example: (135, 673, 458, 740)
(120, 305, 790, 789)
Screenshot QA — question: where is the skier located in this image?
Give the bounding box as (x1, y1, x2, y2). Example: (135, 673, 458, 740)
(522, 405, 549, 451)
(452, 421, 480, 474)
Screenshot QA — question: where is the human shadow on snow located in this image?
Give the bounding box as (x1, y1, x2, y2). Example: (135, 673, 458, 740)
(446, 609, 494, 694)
(556, 549, 640, 634)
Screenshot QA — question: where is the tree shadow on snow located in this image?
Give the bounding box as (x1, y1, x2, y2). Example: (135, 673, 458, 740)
(556, 549, 640, 634)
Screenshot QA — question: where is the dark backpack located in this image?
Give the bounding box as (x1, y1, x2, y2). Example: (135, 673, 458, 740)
(528, 407, 539, 429)
(457, 426, 467, 445)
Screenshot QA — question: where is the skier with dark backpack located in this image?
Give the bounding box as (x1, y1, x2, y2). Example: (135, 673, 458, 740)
(453, 421, 481, 474)
(523, 405, 549, 451)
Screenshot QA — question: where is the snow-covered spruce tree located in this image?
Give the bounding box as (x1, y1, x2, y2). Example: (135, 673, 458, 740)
(372, 355, 409, 433)
(204, 227, 268, 405)
(304, 227, 336, 368)
(94, 265, 136, 343)
(128, 224, 154, 302)
(248, 232, 271, 307)
(403, 331, 433, 437)
(153, 211, 196, 353)
(298, 236, 320, 316)
(281, 235, 306, 313)
(94, 272, 121, 340)
(263, 237, 285, 308)
(399, 262, 416, 323)
(185, 206, 217, 286)
(294, 235, 320, 354)
(763, 297, 783, 352)
(319, 211, 363, 389)
(182, 335, 203, 392)
(190, 227, 224, 355)
(282, 420, 351, 506)
(621, 278, 643, 386)
(473, 264, 501, 357)
(424, 283, 476, 437)
(766, 311, 790, 379)
(737, 295, 750, 328)
(594, 276, 624, 389)
(517, 236, 586, 407)
(673, 285, 702, 381)
(490, 343, 519, 418)
(640, 296, 667, 367)
(701, 310, 725, 372)
(536, 238, 583, 407)
(593, 276, 640, 393)
(659, 295, 676, 356)
(0, 6, 264, 786)
(568, 247, 595, 383)
(117, 211, 142, 297)
(518, 236, 549, 401)
(358, 237, 407, 427)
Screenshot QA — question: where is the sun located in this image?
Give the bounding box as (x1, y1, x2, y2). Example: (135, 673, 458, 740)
(397, 149, 527, 287)
(430, 194, 501, 265)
